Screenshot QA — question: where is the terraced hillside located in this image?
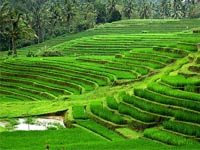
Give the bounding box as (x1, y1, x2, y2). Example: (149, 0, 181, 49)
(0, 19, 200, 150)
(1, 19, 200, 57)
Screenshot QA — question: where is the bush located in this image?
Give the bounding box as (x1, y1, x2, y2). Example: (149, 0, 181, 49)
(26, 51, 37, 57)
(40, 50, 63, 57)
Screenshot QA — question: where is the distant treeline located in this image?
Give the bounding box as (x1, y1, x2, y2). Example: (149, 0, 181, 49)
(0, 0, 200, 55)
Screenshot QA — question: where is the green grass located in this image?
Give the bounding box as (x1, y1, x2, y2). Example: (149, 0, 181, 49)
(121, 93, 173, 117)
(161, 75, 200, 87)
(106, 96, 119, 110)
(90, 102, 127, 125)
(147, 82, 200, 102)
(0, 128, 104, 150)
(144, 128, 197, 146)
(118, 103, 156, 123)
(72, 106, 88, 119)
(134, 88, 200, 112)
(1, 19, 200, 149)
(163, 120, 200, 137)
(76, 120, 122, 141)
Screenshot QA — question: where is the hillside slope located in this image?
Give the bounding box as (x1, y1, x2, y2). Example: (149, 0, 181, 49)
(0, 19, 200, 150)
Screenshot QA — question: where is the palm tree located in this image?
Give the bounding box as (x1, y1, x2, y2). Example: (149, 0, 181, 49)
(123, 0, 135, 19)
(139, 0, 152, 19)
(107, 0, 117, 14)
(0, 1, 36, 56)
(62, 0, 76, 33)
(171, 0, 184, 19)
(159, 0, 171, 18)
(9, 10, 36, 56)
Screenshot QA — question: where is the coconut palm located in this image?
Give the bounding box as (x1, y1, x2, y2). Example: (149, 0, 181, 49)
(171, 0, 184, 19)
(123, 0, 135, 19)
(159, 0, 171, 18)
(62, 0, 76, 33)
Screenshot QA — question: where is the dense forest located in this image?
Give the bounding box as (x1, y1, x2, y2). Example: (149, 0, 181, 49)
(0, 0, 200, 55)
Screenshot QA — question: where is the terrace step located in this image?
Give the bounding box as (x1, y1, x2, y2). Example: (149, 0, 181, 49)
(73, 124, 111, 141)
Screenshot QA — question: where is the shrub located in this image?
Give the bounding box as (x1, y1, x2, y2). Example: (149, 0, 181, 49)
(40, 50, 63, 57)
(26, 51, 37, 57)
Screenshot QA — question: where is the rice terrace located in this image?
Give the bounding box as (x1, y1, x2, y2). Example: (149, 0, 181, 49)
(0, 0, 200, 150)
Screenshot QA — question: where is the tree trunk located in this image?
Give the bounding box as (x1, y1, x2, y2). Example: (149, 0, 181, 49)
(12, 36, 17, 56)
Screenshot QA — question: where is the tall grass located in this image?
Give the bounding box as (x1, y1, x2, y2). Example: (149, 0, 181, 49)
(118, 103, 156, 123)
(106, 96, 119, 110)
(134, 89, 200, 124)
(147, 82, 200, 102)
(90, 103, 126, 125)
(134, 88, 200, 112)
(163, 120, 200, 137)
(72, 106, 88, 119)
(144, 128, 197, 146)
(121, 93, 173, 116)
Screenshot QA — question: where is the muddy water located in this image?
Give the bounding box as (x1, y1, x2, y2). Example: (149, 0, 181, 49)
(14, 117, 65, 131)
(0, 122, 7, 128)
